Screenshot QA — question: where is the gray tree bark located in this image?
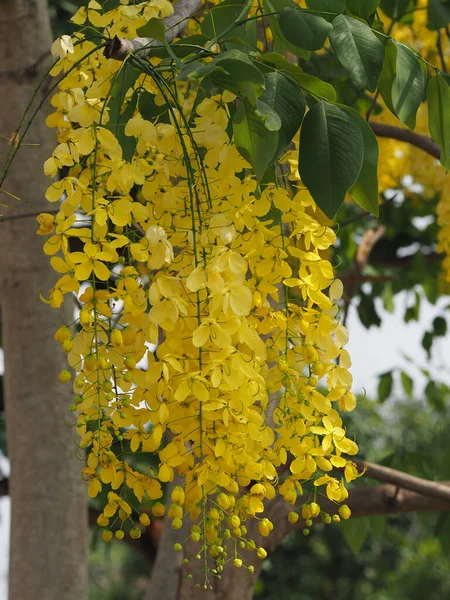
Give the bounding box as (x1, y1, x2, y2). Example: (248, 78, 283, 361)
(0, 0, 89, 598)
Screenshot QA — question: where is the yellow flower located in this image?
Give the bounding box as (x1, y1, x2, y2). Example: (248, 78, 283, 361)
(69, 242, 113, 281)
(36, 213, 55, 235)
(51, 35, 74, 59)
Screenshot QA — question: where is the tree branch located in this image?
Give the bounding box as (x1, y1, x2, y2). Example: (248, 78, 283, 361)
(353, 458, 450, 503)
(104, 0, 203, 60)
(369, 121, 440, 160)
(264, 484, 450, 553)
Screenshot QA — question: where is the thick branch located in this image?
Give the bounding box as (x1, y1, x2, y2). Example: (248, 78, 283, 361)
(369, 121, 440, 160)
(265, 483, 450, 552)
(353, 458, 450, 503)
(104, 0, 203, 60)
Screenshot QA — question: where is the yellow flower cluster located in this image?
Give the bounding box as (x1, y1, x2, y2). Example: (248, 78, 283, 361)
(38, 0, 359, 571)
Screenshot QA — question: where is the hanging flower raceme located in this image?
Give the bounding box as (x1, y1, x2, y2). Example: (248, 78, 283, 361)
(36, 0, 360, 580)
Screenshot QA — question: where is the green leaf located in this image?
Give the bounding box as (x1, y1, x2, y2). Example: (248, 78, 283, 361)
(263, 0, 311, 59)
(257, 52, 305, 78)
(225, 17, 258, 51)
(346, 0, 380, 20)
(379, 0, 412, 20)
(379, 39, 397, 116)
(422, 330, 433, 356)
(256, 100, 282, 131)
(358, 291, 381, 327)
(211, 51, 265, 97)
(307, 0, 346, 13)
(145, 17, 166, 42)
(433, 315, 447, 336)
(278, 8, 332, 51)
(299, 102, 363, 218)
(107, 66, 141, 135)
(428, 0, 450, 29)
(340, 518, 369, 554)
(258, 72, 306, 160)
(294, 73, 336, 102)
(400, 370, 413, 398)
(233, 99, 278, 181)
(258, 55, 337, 101)
(329, 15, 384, 92)
(383, 282, 394, 312)
(427, 73, 450, 170)
(201, 0, 251, 41)
(181, 50, 266, 100)
(341, 107, 379, 215)
(178, 60, 218, 81)
(378, 371, 393, 403)
(392, 43, 427, 128)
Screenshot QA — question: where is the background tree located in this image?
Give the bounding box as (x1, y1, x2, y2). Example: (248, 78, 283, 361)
(0, 0, 88, 598)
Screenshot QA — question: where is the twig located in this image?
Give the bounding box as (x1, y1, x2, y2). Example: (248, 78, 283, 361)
(353, 458, 450, 503)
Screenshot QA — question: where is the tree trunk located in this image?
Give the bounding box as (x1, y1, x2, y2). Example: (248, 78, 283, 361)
(0, 1, 89, 598)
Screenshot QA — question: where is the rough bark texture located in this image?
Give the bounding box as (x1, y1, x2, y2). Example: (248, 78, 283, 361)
(104, 0, 203, 59)
(0, 0, 89, 598)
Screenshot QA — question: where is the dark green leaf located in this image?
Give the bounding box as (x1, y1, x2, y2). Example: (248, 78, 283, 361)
(379, 39, 397, 116)
(145, 17, 165, 42)
(358, 291, 381, 328)
(299, 102, 363, 218)
(307, 0, 346, 13)
(139, 91, 170, 124)
(202, 0, 250, 40)
(211, 51, 265, 97)
(178, 60, 218, 81)
(107, 65, 141, 136)
(258, 72, 306, 160)
(433, 315, 447, 336)
(258, 52, 305, 78)
(400, 371, 413, 398)
(341, 107, 379, 215)
(428, 0, 450, 29)
(427, 73, 450, 170)
(181, 51, 266, 100)
(380, 0, 412, 20)
(392, 43, 427, 128)
(259, 54, 336, 100)
(329, 15, 384, 92)
(225, 17, 258, 50)
(422, 330, 433, 356)
(233, 99, 278, 180)
(340, 517, 369, 554)
(378, 371, 393, 402)
(279, 8, 332, 51)
(263, 0, 311, 59)
(346, 0, 380, 19)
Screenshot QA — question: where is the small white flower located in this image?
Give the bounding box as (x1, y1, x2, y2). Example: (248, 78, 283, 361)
(51, 35, 74, 59)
